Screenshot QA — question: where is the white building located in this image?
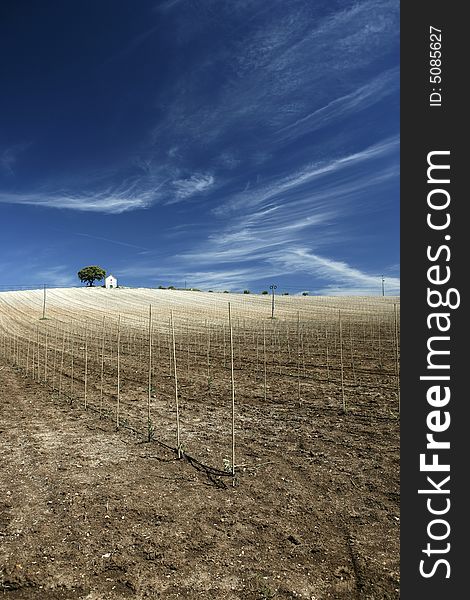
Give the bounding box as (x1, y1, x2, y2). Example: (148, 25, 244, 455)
(105, 274, 118, 289)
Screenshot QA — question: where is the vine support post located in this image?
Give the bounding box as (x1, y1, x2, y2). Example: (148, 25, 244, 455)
(228, 302, 236, 485)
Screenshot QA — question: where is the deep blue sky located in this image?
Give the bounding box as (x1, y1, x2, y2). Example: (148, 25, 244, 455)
(0, 0, 399, 294)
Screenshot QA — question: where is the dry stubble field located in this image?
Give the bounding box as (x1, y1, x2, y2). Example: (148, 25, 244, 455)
(0, 288, 400, 599)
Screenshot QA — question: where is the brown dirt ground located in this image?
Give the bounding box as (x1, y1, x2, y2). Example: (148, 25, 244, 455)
(0, 358, 399, 600)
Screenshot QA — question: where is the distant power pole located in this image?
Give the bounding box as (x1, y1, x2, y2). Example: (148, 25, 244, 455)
(381, 276, 385, 297)
(270, 284, 277, 318)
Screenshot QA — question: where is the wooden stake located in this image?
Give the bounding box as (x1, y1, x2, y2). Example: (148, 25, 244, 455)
(228, 302, 236, 483)
(26, 336, 31, 377)
(207, 321, 211, 388)
(325, 324, 330, 383)
(99, 317, 106, 418)
(70, 330, 74, 403)
(147, 305, 153, 440)
(377, 314, 383, 370)
(84, 325, 88, 410)
(339, 310, 345, 412)
(116, 315, 121, 429)
(394, 303, 400, 414)
(44, 325, 48, 383)
(58, 329, 66, 399)
(297, 312, 301, 404)
(36, 324, 40, 382)
(168, 318, 172, 377)
(170, 311, 181, 457)
(52, 323, 58, 391)
(263, 322, 267, 401)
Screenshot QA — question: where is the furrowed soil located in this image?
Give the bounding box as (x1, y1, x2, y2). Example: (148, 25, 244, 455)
(0, 358, 399, 600)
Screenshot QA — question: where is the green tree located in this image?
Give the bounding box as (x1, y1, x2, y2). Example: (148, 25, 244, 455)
(77, 265, 106, 287)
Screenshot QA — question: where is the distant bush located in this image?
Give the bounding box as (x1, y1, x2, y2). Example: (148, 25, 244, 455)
(208, 290, 213, 293)
(243, 290, 250, 294)
(261, 290, 268, 295)
(283, 292, 289, 295)
(223, 290, 229, 293)
(158, 285, 166, 289)
(168, 286, 175, 290)
(302, 292, 309, 296)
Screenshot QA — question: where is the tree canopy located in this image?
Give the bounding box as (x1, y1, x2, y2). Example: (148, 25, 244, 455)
(77, 265, 106, 287)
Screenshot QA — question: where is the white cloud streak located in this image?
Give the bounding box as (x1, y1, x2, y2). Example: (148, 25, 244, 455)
(275, 67, 399, 142)
(151, 0, 398, 153)
(0, 190, 151, 213)
(273, 248, 400, 294)
(171, 173, 215, 202)
(213, 136, 399, 217)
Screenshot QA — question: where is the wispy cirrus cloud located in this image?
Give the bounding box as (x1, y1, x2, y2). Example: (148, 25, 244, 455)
(112, 132, 399, 294)
(171, 173, 215, 202)
(0, 188, 153, 213)
(150, 0, 398, 157)
(159, 136, 398, 293)
(0, 170, 216, 212)
(116, 250, 399, 295)
(213, 136, 399, 217)
(274, 67, 399, 142)
(272, 248, 400, 295)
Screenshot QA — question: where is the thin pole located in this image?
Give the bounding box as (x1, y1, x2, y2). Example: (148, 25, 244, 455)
(116, 315, 121, 429)
(377, 314, 383, 370)
(31, 333, 35, 379)
(394, 303, 400, 414)
(170, 311, 181, 457)
(84, 325, 88, 410)
(26, 337, 31, 376)
(297, 312, 301, 404)
(339, 310, 345, 412)
(14, 335, 18, 367)
(58, 329, 66, 399)
(99, 317, 105, 418)
(36, 324, 40, 382)
(52, 323, 58, 391)
(207, 321, 211, 388)
(42, 284, 47, 319)
(70, 330, 74, 403)
(168, 318, 172, 377)
(147, 305, 153, 440)
(44, 324, 48, 383)
(263, 322, 267, 401)
(325, 324, 330, 383)
(228, 302, 236, 483)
